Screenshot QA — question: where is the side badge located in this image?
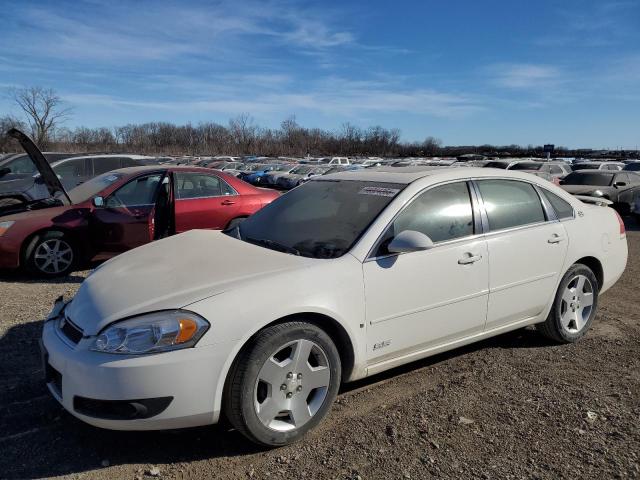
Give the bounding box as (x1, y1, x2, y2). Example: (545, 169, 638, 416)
(373, 340, 391, 351)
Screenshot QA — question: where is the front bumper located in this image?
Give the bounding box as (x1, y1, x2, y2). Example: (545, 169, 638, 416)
(41, 317, 231, 430)
(0, 237, 20, 269)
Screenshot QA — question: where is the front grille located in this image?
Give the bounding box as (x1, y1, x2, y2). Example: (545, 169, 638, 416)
(59, 316, 84, 344)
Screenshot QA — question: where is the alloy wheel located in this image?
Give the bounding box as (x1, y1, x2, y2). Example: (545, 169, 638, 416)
(254, 339, 331, 432)
(559, 274, 594, 333)
(33, 239, 73, 274)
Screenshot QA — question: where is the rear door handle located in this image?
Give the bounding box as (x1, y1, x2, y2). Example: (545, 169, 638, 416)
(458, 253, 482, 265)
(548, 234, 565, 244)
(221, 199, 235, 206)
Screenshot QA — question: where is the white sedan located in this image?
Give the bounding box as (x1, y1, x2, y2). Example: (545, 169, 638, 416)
(41, 167, 628, 446)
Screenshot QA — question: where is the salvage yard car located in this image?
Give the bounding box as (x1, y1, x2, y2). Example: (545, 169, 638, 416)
(560, 170, 640, 214)
(41, 166, 627, 446)
(0, 129, 278, 276)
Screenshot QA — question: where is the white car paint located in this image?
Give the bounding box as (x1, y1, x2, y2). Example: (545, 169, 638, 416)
(42, 167, 628, 431)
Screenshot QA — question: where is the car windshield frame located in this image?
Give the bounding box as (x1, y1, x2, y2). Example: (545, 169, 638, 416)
(226, 179, 405, 259)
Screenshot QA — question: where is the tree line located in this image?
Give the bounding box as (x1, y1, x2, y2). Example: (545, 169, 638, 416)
(1, 87, 634, 158)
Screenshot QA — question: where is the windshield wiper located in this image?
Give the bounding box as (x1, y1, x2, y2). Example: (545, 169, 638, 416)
(245, 237, 301, 256)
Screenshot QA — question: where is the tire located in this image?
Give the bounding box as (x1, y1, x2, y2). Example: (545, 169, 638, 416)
(226, 217, 246, 230)
(224, 321, 341, 446)
(537, 264, 599, 343)
(24, 230, 77, 277)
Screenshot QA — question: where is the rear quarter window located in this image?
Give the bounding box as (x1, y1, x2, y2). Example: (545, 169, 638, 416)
(540, 189, 574, 220)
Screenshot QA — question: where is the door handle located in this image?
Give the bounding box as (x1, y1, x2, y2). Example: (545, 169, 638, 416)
(458, 253, 482, 265)
(547, 234, 565, 244)
(221, 199, 235, 206)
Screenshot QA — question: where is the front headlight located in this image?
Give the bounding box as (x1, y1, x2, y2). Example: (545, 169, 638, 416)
(90, 310, 209, 355)
(0, 221, 15, 236)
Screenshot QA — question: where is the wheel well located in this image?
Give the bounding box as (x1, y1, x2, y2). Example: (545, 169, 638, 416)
(575, 256, 604, 290)
(20, 227, 85, 267)
(234, 313, 356, 382)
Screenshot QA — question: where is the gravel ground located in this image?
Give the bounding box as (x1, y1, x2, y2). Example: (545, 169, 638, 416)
(1, 223, 639, 480)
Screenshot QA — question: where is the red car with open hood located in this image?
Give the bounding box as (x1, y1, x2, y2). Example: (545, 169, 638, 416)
(0, 129, 279, 276)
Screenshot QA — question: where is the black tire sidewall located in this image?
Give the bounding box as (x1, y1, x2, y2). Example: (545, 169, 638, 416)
(550, 264, 599, 342)
(24, 231, 77, 277)
(237, 323, 341, 446)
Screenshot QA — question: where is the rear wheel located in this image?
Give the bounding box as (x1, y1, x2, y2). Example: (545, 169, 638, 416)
(537, 264, 599, 343)
(24, 231, 77, 277)
(224, 321, 341, 446)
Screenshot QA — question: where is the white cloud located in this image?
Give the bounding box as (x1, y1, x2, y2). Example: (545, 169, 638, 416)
(490, 63, 561, 89)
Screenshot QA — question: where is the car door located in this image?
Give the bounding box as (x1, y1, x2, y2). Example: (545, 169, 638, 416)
(173, 171, 241, 232)
(475, 179, 569, 330)
(363, 181, 489, 363)
(90, 173, 163, 253)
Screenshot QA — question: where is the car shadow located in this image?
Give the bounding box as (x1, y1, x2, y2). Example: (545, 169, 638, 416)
(341, 326, 555, 395)
(0, 318, 554, 479)
(0, 269, 87, 284)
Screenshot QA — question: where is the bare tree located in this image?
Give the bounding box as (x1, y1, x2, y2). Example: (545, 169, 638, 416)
(0, 115, 27, 152)
(11, 87, 72, 148)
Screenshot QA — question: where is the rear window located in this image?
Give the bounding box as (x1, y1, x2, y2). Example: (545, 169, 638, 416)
(562, 172, 613, 186)
(510, 162, 543, 171)
(477, 180, 546, 231)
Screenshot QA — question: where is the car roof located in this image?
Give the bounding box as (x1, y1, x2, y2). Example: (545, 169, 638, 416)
(571, 169, 615, 174)
(319, 166, 559, 185)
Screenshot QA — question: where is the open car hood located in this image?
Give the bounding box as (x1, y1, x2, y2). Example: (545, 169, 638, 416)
(6, 128, 71, 205)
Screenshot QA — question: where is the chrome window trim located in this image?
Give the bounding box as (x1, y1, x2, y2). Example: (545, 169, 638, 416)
(365, 179, 479, 261)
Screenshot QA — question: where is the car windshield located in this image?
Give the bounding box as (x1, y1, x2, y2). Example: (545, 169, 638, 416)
(275, 164, 294, 171)
(624, 163, 640, 171)
(247, 164, 266, 171)
(573, 163, 600, 170)
(484, 161, 509, 169)
(291, 166, 314, 175)
(228, 179, 404, 259)
(66, 172, 125, 203)
(510, 162, 542, 171)
(562, 172, 613, 186)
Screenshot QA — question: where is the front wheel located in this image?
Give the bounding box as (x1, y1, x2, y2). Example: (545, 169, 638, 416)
(537, 264, 599, 343)
(24, 231, 77, 277)
(224, 321, 341, 446)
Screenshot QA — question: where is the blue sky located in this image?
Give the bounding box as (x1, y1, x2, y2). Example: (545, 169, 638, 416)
(1, 0, 639, 148)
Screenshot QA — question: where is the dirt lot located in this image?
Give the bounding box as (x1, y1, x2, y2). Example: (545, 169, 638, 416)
(1, 225, 639, 480)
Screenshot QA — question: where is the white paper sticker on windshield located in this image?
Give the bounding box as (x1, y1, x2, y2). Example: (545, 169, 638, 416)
(359, 186, 400, 197)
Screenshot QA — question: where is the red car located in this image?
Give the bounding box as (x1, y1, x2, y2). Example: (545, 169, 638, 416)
(0, 129, 279, 276)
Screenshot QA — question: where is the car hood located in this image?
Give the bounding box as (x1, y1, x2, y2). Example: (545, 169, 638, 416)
(65, 229, 313, 335)
(562, 185, 613, 195)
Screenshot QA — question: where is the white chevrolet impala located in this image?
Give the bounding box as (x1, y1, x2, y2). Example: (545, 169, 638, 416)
(41, 167, 628, 446)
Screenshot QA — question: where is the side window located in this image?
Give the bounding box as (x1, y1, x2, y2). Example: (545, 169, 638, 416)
(93, 157, 122, 175)
(540, 189, 574, 220)
(175, 172, 236, 199)
(476, 180, 546, 231)
(377, 182, 474, 255)
(53, 158, 86, 180)
(106, 174, 161, 208)
(550, 165, 563, 175)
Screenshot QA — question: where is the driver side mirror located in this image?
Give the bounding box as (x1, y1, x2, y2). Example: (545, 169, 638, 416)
(92, 196, 105, 208)
(559, 180, 565, 185)
(387, 230, 434, 254)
